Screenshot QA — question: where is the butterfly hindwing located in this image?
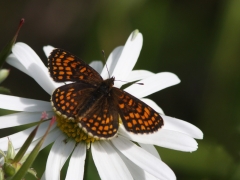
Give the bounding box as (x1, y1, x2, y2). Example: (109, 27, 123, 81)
(77, 94, 119, 138)
(51, 79, 119, 139)
(112, 87, 164, 134)
(51, 82, 96, 119)
(48, 49, 103, 83)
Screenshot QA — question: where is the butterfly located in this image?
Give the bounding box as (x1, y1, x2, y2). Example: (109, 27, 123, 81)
(48, 49, 163, 139)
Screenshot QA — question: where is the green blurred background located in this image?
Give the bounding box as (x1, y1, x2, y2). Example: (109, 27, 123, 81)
(1, 0, 240, 179)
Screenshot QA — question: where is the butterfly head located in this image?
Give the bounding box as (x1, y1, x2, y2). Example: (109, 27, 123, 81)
(99, 77, 115, 94)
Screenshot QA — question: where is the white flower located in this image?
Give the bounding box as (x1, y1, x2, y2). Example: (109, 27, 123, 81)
(0, 30, 203, 180)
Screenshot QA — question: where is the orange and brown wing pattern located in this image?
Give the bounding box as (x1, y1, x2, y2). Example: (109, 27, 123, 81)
(48, 48, 103, 83)
(77, 96, 119, 139)
(51, 82, 96, 119)
(112, 87, 164, 134)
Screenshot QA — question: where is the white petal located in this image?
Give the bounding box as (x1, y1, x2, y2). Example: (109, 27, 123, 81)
(162, 115, 203, 139)
(13, 43, 46, 67)
(0, 95, 52, 112)
(101, 141, 133, 180)
(91, 142, 115, 180)
(92, 141, 132, 180)
(125, 70, 155, 83)
(101, 46, 123, 79)
(89, 61, 103, 74)
(43, 45, 55, 57)
(45, 134, 65, 180)
(0, 157, 4, 166)
(124, 72, 180, 98)
(41, 172, 46, 180)
(112, 136, 176, 180)
(0, 121, 56, 151)
(45, 134, 75, 180)
(138, 143, 161, 159)
(66, 143, 86, 180)
(6, 54, 29, 76)
(116, 150, 159, 180)
(26, 128, 62, 152)
(59, 140, 76, 168)
(12, 43, 63, 94)
(140, 98, 164, 114)
(119, 126, 198, 152)
(110, 31, 143, 87)
(0, 111, 54, 128)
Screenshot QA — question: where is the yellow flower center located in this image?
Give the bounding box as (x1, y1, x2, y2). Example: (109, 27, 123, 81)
(56, 115, 98, 143)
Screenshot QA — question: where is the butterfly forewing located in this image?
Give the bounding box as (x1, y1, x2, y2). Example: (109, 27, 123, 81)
(48, 49, 103, 83)
(112, 87, 164, 134)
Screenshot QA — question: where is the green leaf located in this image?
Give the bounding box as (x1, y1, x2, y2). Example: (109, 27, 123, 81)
(3, 162, 16, 177)
(0, 19, 24, 68)
(11, 118, 55, 180)
(0, 86, 11, 95)
(0, 150, 6, 158)
(27, 168, 38, 179)
(19, 153, 29, 164)
(0, 168, 4, 180)
(6, 139, 15, 161)
(12, 121, 40, 164)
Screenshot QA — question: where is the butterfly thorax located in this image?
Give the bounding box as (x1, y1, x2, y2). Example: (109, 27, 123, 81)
(97, 77, 115, 95)
(76, 77, 115, 119)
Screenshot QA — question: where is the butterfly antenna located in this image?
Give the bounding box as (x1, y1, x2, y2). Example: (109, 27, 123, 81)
(101, 50, 143, 86)
(102, 50, 111, 78)
(114, 79, 144, 85)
